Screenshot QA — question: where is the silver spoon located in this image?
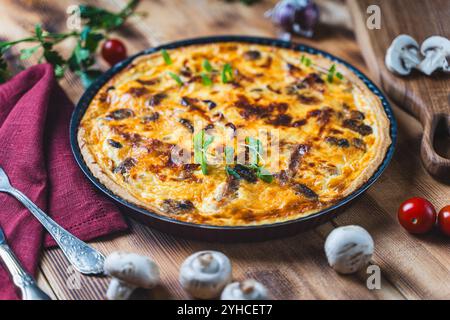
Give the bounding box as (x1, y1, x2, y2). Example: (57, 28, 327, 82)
(0, 226, 51, 300)
(0, 166, 105, 275)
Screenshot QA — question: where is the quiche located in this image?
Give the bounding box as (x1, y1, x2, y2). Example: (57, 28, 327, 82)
(78, 42, 391, 226)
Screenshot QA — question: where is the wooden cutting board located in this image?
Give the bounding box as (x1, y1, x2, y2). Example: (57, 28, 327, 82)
(347, 0, 450, 179)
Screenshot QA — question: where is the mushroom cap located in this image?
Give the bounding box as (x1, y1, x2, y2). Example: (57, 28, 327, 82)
(418, 36, 450, 75)
(420, 36, 450, 55)
(221, 279, 268, 300)
(104, 251, 160, 288)
(324, 225, 374, 274)
(385, 34, 421, 75)
(179, 250, 232, 299)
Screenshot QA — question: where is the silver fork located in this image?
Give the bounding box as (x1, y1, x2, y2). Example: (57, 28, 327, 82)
(0, 167, 105, 275)
(0, 226, 51, 299)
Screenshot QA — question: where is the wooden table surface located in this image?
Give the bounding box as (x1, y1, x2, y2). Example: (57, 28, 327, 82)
(1, 0, 449, 300)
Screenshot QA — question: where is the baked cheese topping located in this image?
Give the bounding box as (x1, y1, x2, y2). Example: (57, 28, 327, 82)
(78, 42, 390, 226)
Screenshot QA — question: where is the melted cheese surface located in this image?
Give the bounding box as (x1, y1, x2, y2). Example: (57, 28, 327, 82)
(79, 43, 389, 226)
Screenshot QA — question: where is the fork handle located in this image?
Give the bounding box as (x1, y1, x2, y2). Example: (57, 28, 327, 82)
(0, 244, 51, 300)
(8, 188, 105, 275)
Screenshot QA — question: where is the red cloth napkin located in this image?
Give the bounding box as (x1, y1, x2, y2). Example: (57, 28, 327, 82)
(0, 64, 128, 300)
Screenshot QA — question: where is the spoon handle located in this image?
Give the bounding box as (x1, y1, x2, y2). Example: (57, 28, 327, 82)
(8, 188, 105, 275)
(0, 243, 51, 300)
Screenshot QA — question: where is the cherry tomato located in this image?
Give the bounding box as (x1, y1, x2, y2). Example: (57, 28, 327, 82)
(398, 197, 437, 234)
(438, 205, 450, 236)
(101, 39, 127, 66)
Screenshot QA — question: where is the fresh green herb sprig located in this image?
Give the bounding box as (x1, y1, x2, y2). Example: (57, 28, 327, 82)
(224, 146, 239, 178)
(168, 71, 183, 86)
(244, 137, 273, 183)
(161, 49, 172, 65)
(202, 59, 213, 72)
(200, 59, 214, 86)
(201, 73, 212, 86)
(224, 138, 273, 183)
(194, 130, 214, 174)
(0, 0, 139, 87)
(221, 63, 233, 83)
(327, 64, 344, 83)
(300, 55, 312, 67)
(255, 166, 273, 183)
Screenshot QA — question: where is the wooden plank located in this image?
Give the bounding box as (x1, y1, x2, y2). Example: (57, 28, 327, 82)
(41, 220, 404, 300)
(35, 266, 58, 300)
(348, 0, 450, 178)
(334, 106, 450, 299)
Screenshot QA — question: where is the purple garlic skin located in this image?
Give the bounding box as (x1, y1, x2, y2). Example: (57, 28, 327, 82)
(266, 0, 320, 38)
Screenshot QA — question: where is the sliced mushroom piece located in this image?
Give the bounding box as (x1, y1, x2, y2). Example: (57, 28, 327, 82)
(161, 199, 195, 214)
(221, 279, 268, 300)
(243, 50, 262, 60)
(105, 108, 135, 120)
(418, 36, 450, 75)
(179, 118, 194, 133)
(292, 183, 318, 200)
(113, 157, 136, 175)
(179, 251, 232, 299)
(104, 252, 160, 300)
(107, 139, 123, 149)
(385, 34, 422, 76)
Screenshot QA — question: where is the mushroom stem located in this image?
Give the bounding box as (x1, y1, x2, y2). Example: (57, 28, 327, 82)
(103, 251, 160, 300)
(179, 250, 232, 299)
(106, 278, 137, 300)
(221, 279, 268, 300)
(199, 253, 213, 268)
(240, 280, 255, 295)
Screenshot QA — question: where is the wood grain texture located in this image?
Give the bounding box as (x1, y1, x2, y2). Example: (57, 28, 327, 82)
(348, 0, 450, 178)
(0, 0, 449, 300)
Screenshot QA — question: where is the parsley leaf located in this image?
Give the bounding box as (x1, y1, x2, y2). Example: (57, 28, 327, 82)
(224, 146, 234, 164)
(245, 136, 263, 166)
(225, 166, 240, 179)
(201, 73, 212, 86)
(161, 49, 172, 65)
(0, 1, 138, 85)
(221, 63, 233, 83)
(202, 59, 213, 72)
(19, 46, 40, 60)
(327, 64, 336, 83)
(167, 71, 183, 86)
(78, 0, 138, 31)
(193, 130, 204, 164)
(223, 136, 274, 183)
(300, 55, 312, 67)
(77, 69, 103, 88)
(256, 166, 273, 183)
(193, 130, 214, 175)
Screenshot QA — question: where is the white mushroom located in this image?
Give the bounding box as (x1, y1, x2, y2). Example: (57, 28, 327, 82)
(324, 225, 374, 274)
(385, 34, 422, 75)
(221, 279, 268, 300)
(418, 36, 450, 75)
(179, 251, 232, 299)
(104, 251, 160, 300)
